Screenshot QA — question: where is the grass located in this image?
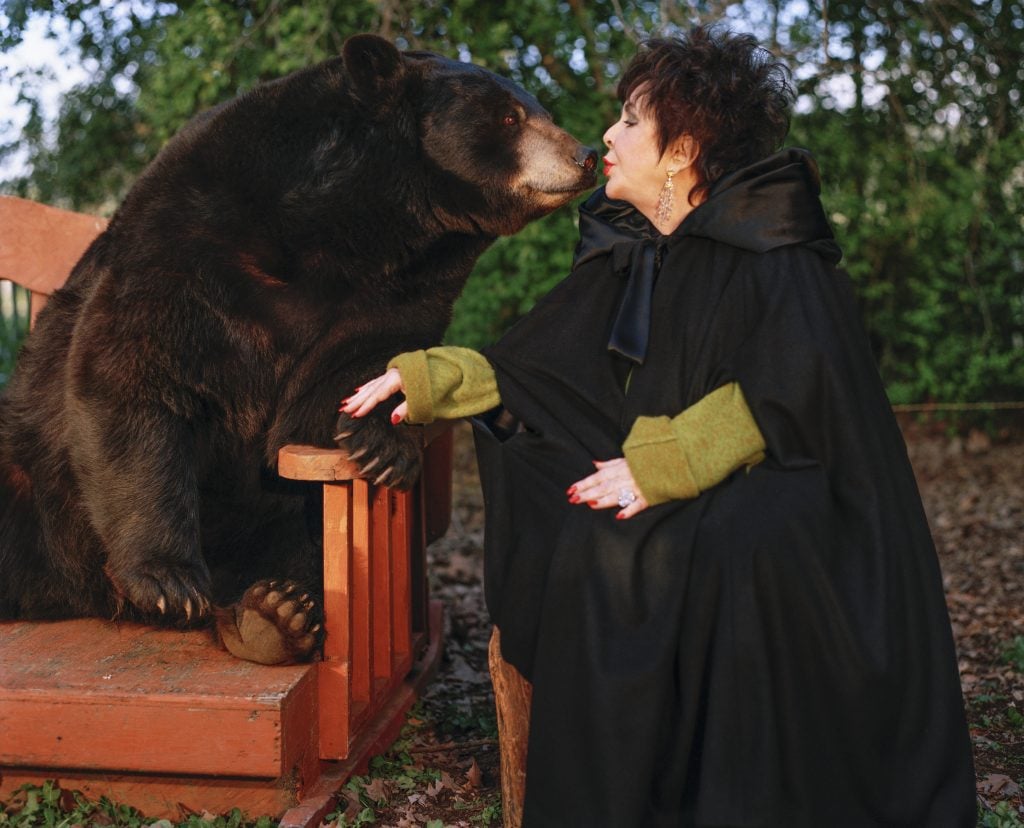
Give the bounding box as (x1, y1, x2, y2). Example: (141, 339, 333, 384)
(979, 801, 1024, 828)
(0, 781, 276, 828)
(1003, 636, 1024, 673)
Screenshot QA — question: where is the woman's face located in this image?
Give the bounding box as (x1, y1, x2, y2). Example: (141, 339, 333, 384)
(602, 95, 674, 212)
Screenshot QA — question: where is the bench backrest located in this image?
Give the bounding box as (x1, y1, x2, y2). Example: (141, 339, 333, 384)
(0, 195, 108, 325)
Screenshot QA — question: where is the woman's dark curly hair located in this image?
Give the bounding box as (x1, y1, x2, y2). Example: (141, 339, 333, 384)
(618, 25, 794, 204)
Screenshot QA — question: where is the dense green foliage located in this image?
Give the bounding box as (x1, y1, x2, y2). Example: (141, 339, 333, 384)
(2, 0, 1021, 405)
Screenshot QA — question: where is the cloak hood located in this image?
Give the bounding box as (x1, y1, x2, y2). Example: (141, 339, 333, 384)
(576, 147, 842, 364)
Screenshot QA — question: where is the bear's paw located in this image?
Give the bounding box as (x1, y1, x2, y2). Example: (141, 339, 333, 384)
(334, 411, 422, 490)
(106, 558, 213, 626)
(214, 580, 323, 665)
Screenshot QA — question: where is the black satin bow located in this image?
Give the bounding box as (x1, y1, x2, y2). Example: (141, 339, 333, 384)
(573, 195, 661, 365)
(606, 239, 660, 364)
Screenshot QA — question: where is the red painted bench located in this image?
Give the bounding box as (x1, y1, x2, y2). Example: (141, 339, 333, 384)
(0, 195, 449, 824)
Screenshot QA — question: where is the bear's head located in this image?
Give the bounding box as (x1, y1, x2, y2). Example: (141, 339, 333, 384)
(343, 35, 598, 238)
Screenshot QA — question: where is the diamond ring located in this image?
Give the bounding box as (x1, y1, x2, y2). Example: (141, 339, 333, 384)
(617, 488, 637, 508)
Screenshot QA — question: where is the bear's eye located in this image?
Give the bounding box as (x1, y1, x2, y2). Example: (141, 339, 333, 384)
(502, 112, 518, 127)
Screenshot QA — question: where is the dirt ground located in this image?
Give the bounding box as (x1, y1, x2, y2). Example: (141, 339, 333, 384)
(904, 421, 1024, 818)
(329, 419, 1024, 827)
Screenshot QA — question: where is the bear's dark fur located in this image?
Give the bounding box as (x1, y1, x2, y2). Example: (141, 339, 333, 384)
(0, 35, 596, 663)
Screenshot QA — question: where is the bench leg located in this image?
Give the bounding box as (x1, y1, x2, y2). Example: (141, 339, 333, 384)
(488, 626, 531, 828)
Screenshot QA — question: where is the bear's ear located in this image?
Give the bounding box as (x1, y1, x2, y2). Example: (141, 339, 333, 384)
(343, 34, 405, 102)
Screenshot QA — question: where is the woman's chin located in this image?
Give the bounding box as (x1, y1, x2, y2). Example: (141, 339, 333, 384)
(604, 181, 625, 202)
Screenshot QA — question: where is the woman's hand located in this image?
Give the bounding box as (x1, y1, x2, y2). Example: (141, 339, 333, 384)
(339, 368, 408, 424)
(568, 458, 649, 519)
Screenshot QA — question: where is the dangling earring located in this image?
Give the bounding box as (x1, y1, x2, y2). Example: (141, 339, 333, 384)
(655, 168, 676, 226)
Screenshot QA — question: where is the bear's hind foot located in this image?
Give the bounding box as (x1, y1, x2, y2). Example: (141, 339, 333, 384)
(214, 579, 323, 665)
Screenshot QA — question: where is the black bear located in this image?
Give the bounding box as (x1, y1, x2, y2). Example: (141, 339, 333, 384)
(0, 34, 596, 664)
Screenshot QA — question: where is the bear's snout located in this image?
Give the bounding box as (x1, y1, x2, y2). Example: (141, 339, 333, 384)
(515, 117, 598, 200)
(574, 145, 599, 173)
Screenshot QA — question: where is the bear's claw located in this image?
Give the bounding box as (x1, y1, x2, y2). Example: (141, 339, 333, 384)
(214, 579, 323, 665)
(107, 559, 213, 627)
(334, 411, 421, 490)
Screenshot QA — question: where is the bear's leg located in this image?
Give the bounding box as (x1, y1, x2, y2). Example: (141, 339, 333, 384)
(214, 579, 324, 665)
(68, 401, 213, 624)
(1, 476, 118, 619)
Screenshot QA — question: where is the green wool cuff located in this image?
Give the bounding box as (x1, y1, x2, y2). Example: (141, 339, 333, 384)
(673, 383, 766, 489)
(388, 350, 435, 424)
(623, 416, 700, 506)
(388, 346, 502, 424)
(623, 383, 767, 506)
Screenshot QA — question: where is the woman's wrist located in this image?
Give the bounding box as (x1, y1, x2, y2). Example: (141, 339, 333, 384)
(623, 415, 699, 505)
(386, 351, 435, 423)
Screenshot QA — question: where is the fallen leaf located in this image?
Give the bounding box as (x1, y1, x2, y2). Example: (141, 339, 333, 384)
(362, 777, 390, 804)
(58, 788, 78, 812)
(966, 429, 991, 454)
(465, 756, 483, 789)
(395, 809, 426, 828)
(980, 773, 1021, 796)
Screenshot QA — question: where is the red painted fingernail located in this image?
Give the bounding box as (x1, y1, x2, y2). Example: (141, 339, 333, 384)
(588, 500, 598, 507)
(569, 495, 580, 504)
(391, 413, 401, 425)
(566, 486, 576, 495)
(615, 512, 626, 520)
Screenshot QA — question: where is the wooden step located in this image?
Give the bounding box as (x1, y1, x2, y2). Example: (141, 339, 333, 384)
(0, 618, 318, 817)
(0, 601, 445, 823)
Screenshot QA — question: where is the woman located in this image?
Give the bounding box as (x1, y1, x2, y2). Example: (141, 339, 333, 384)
(340, 26, 976, 827)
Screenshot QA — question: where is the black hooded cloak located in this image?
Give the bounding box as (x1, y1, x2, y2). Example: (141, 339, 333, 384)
(472, 149, 976, 827)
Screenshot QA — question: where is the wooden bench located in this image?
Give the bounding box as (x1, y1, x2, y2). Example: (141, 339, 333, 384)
(0, 195, 449, 825)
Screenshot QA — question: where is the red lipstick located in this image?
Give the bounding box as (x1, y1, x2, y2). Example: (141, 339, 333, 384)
(602, 157, 614, 177)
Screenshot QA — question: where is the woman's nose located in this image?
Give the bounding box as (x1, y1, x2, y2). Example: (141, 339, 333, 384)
(603, 124, 615, 148)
